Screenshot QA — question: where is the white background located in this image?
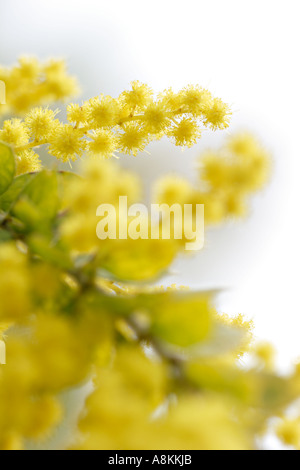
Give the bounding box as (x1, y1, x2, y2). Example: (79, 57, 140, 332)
(1, 0, 300, 375)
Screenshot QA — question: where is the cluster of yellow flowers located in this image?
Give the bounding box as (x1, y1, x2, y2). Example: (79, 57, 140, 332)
(155, 132, 270, 224)
(1, 58, 300, 451)
(0, 80, 231, 174)
(0, 57, 79, 117)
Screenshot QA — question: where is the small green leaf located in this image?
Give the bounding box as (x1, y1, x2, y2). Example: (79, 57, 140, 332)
(150, 293, 212, 348)
(88, 290, 212, 350)
(12, 171, 59, 230)
(27, 235, 72, 270)
(0, 171, 78, 214)
(0, 142, 15, 196)
(20, 170, 59, 219)
(0, 173, 35, 213)
(0, 228, 12, 242)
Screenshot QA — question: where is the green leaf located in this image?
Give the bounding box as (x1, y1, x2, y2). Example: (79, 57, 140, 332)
(12, 171, 59, 231)
(0, 173, 35, 213)
(150, 292, 212, 348)
(20, 171, 59, 219)
(57, 171, 80, 199)
(187, 361, 292, 409)
(0, 171, 78, 214)
(0, 142, 15, 196)
(88, 290, 212, 349)
(0, 228, 12, 242)
(27, 235, 72, 270)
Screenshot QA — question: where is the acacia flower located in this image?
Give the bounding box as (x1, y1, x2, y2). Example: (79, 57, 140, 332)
(117, 122, 148, 156)
(88, 129, 117, 158)
(85, 95, 120, 128)
(48, 124, 86, 162)
(25, 107, 60, 140)
(121, 80, 153, 110)
(16, 149, 42, 175)
(203, 97, 231, 130)
(0, 119, 30, 147)
(168, 117, 201, 147)
(142, 102, 170, 135)
(182, 85, 212, 116)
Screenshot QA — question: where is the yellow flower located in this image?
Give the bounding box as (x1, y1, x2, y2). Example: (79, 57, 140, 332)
(254, 342, 275, 371)
(15, 149, 42, 175)
(42, 60, 79, 101)
(168, 117, 201, 147)
(0, 57, 79, 117)
(60, 213, 98, 253)
(276, 418, 300, 449)
(224, 189, 247, 217)
(32, 314, 93, 391)
(182, 85, 212, 116)
(121, 81, 153, 110)
(88, 129, 117, 158)
(48, 124, 86, 162)
(85, 95, 120, 128)
(216, 313, 254, 358)
(0, 119, 29, 147)
(25, 107, 59, 140)
(142, 102, 170, 135)
(67, 103, 88, 125)
(0, 433, 24, 451)
(158, 88, 183, 112)
(117, 122, 148, 156)
(195, 191, 226, 224)
(43, 58, 68, 77)
(154, 174, 193, 206)
(22, 395, 62, 440)
(227, 132, 261, 157)
(16, 56, 40, 81)
(203, 97, 231, 130)
(1, 78, 233, 163)
(200, 151, 230, 187)
(99, 237, 179, 281)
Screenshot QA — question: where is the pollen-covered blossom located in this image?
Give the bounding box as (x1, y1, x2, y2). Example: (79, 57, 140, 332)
(117, 121, 149, 156)
(48, 124, 86, 162)
(201, 133, 271, 193)
(25, 107, 59, 140)
(84, 95, 121, 128)
(67, 103, 88, 125)
(88, 129, 117, 158)
(276, 418, 300, 449)
(121, 80, 153, 110)
(15, 149, 42, 175)
(154, 174, 193, 206)
(0, 119, 29, 147)
(0, 118, 42, 174)
(142, 102, 170, 134)
(168, 117, 201, 147)
(203, 98, 232, 130)
(181, 85, 213, 116)
(155, 133, 271, 225)
(0, 57, 79, 117)
(0, 81, 232, 166)
(253, 342, 275, 371)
